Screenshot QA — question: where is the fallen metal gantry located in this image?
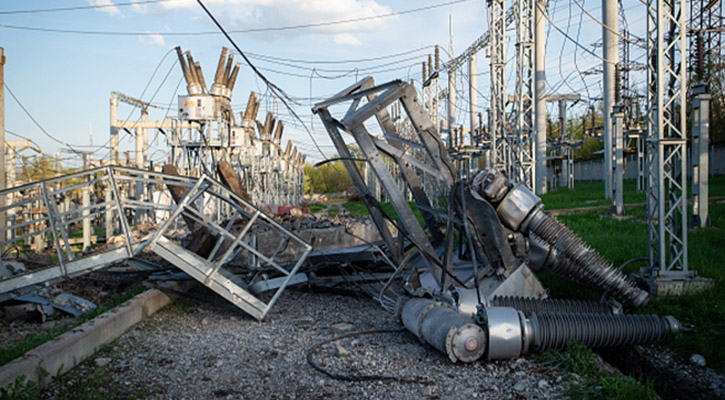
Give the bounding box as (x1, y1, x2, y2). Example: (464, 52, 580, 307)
(313, 78, 680, 363)
(0, 166, 311, 321)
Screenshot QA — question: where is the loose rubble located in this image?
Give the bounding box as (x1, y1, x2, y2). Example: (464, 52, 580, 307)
(40, 288, 570, 399)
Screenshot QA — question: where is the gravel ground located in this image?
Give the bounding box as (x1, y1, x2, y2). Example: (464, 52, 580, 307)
(40, 287, 570, 399)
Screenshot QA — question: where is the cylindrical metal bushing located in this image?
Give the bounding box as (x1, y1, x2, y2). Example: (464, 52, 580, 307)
(486, 306, 526, 359)
(496, 183, 542, 231)
(401, 298, 487, 363)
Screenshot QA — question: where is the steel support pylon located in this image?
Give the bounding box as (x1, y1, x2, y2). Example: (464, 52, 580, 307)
(488, 0, 507, 174)
(645, 0, 690, 278)
(513, 0, 535, 189)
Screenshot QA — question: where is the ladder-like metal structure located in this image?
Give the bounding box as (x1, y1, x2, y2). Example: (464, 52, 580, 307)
(645, 0, 689, 278)
(0, 166, 311, 320)
(512, 0, 535, 189)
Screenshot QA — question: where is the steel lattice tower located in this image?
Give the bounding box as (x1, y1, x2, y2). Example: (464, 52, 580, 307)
(488, 0, 508, 174)
(513, 0, 535, 189)
(645, 0, 689, 277)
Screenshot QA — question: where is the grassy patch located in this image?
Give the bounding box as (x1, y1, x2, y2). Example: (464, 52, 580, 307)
(537, 342, 657, 400)
(0, 283, 145, 367)
(541, 203, 725, 371)
(539, 176, 725, 210)
(305, 203, 326, 213)
(343, 200, 425, 226)
(0, 375, 40, 400)
(327, 204, 340, 216)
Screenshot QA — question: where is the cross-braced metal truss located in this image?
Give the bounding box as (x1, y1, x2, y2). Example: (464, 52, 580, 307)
(0, 166, 311, 320)
(645, 0, 689, 277)
(489, 0, 509, 175)
(512, 0, 535, 189)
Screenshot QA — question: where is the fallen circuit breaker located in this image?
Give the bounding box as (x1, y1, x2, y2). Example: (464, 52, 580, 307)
(313, 78, 680, 363)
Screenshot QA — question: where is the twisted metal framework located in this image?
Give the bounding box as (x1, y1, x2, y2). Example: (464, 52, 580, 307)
(0, 166, 312, 320)
(512, 0, 535, 189)
(645, 0, 689, 277)
(488, 0, 508, 173)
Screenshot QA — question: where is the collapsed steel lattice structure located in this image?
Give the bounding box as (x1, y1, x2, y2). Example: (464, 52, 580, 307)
(0, 166, 312, 321)
(313, 78, 679, 362)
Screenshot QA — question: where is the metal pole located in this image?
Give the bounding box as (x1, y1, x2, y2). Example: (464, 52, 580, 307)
(469, 54, 478, 148)
(82, 186, 91, 252)
(559, 100, 567, 188)
(110, 96, 120, 165)
(534, 1, 547, 194)
(489, 0, 506, 172)
(0, 48, 6, 234)
(646, 0, 689, 278)
(447, 69, 456, 147)
(691, 84, 710, 228)
(612, 106, 624, 215)
(602, 0, 619, 200)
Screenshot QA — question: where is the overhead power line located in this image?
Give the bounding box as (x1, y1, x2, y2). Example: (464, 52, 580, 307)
(0, 0, 180, 15)
(4, 82, 87, 154)
(0, 0, 473, 36)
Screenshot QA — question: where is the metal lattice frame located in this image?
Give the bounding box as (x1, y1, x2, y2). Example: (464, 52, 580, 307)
(646, 0, 689, 277)
(513, 0, 535, 189)
(488, 0, 508, 174)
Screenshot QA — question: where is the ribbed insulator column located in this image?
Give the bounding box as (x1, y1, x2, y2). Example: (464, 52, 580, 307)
(491, 296, 615, 316)
(530, 214, 649, 307)
(528, 312, 679, 352)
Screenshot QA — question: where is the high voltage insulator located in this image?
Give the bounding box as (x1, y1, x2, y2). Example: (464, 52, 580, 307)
(490, 296, 620, 316)
(473, 169, 649, 307)
(400, 298, 680, 362)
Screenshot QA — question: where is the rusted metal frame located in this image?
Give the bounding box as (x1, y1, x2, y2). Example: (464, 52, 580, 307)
(204, 210, 260, 285)
(345, 122, 443, 286)
(315, 109, 401, 263)
(40, 181, 71, 275)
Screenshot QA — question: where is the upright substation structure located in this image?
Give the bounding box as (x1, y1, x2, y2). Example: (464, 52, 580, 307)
(314, 78, 679, 363)
(109, 46, 306, 207)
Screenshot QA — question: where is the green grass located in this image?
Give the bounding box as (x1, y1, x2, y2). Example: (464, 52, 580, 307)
(327, 204, 340, 216)
(343, 200, 425, 226)
(541, 203, 725, 371)
(305, 203, 326, 213)
(0, 283, 145, 367)
(540, 176, 725, 210)
(537, 342, 657, 400)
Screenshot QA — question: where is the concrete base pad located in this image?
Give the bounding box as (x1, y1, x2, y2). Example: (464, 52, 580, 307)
(0, 288, 171, 391)
(636, 274, 714, 297)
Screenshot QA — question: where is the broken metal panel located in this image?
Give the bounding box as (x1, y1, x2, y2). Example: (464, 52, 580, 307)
(0, 166, 312, 320)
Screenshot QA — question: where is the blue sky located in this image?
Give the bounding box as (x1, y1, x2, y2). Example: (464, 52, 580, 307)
(1, 0, 650, 166)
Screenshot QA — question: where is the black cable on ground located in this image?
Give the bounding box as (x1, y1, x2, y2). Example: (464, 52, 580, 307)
(306, 328, 432, 384)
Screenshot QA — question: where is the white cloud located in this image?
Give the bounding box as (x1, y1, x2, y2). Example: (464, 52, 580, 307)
(154, 0, 394, 39)
(90, 0, 121, 16)
(333, 33, 361, 46)
(138, 32, 166, 46)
